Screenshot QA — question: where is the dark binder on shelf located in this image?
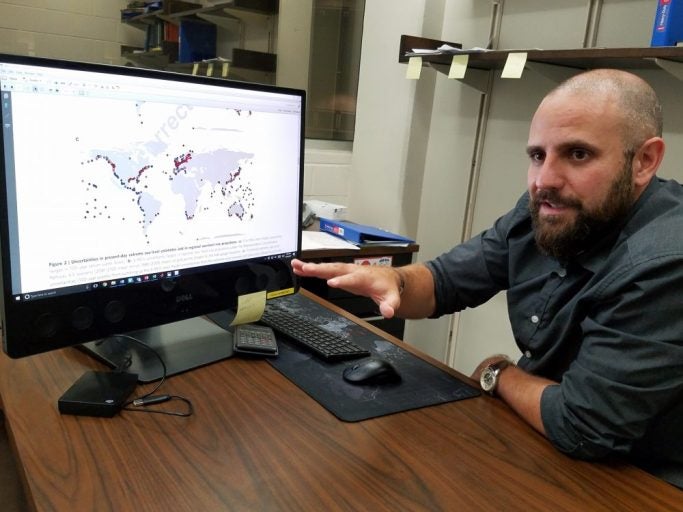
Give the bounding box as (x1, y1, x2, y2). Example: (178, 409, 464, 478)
(651, 0, 683, 46)
(178, 19, 217, 63)
(319, 218, 414, 246)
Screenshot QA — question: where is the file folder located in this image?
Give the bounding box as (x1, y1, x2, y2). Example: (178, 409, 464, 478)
(319, 218, 414, 245)
(651, 0, 683, 46)
(178, 19, 217, 63)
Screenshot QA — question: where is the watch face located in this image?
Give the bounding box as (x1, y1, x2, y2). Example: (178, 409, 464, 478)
(480, 367, 496, 392)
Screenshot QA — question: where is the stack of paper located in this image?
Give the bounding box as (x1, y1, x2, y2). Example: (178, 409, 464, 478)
(405, 45, 490, 56)
(301, 231, 359, 251)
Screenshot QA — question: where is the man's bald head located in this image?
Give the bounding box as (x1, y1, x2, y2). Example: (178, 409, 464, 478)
(543, 69, 662, 153)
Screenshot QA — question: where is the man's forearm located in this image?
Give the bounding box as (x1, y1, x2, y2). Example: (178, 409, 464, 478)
(496, 365, 555, 435)
(472, 356, 556, 435)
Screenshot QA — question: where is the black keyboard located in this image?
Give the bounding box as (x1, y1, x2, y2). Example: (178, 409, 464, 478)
(260, 307, 370, 361)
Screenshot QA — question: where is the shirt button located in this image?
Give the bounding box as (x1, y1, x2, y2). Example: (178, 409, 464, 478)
(524, 350, 532, 358)
(557, 268, 567, 277)
(530, 315, 540, 324)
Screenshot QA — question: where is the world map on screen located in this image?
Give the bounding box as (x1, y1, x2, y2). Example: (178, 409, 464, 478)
(78, 103, 256, 243)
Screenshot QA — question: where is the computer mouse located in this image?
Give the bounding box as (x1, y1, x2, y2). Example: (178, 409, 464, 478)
(342, 358, 401, 385)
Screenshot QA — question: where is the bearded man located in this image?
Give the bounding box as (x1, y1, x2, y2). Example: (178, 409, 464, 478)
(292, 69, 683, 489)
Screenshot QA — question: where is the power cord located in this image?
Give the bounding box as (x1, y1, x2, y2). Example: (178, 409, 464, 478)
(106, 333, 194, 417)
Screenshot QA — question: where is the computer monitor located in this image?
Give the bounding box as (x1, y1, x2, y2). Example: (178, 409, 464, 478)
(0, 54, 303, 381)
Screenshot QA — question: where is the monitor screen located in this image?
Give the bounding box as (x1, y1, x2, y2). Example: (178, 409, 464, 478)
(0, 54, 303, 379)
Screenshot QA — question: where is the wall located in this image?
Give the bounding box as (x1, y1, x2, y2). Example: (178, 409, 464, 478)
(303, 140, 352, 206)
(276, 0, 312, 91)
(403, 2, 494, 362)
(348, 0, 425, 233)
(349, 1, 493, 361)
(0, 0, 143, 63)
(276, 0, 355, 204)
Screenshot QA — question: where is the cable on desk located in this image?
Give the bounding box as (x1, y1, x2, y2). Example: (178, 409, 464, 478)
(106, 333, 194, 418)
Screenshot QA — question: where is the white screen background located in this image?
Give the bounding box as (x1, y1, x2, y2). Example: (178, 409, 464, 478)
(8, 79, 301, 294)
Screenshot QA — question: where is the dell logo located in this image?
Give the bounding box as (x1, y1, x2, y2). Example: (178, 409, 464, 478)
(175, 293, 193, 303)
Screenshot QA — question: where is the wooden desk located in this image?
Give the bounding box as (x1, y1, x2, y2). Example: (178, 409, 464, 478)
(0, 290, 680, 511)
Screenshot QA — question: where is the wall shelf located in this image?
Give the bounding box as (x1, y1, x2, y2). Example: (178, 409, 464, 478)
(122, 0, 202, 29)
(398, 35, 683, 80)
(121, 0, 278, 78)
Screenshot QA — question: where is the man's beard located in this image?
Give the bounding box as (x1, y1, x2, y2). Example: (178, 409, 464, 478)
(529, 159, 635, 262)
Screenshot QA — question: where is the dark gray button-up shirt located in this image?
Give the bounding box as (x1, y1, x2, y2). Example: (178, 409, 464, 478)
(426, 177, 683, 488)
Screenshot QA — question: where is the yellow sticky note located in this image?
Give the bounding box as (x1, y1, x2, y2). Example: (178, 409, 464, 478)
(266, 288, 295, 299)
(206, 63, 214, 76)
(191, 63, 199, 75)
(448, 54, 469, 79)
(406, 56, 422, 79)
(222, 62, 229, 77)
(230, 290, 267, 326)
(501, 52, 527, 79)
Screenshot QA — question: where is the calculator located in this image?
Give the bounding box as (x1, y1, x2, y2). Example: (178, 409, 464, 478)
(233, 324, 279, 357)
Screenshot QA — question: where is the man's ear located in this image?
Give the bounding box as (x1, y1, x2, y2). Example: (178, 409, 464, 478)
(633, 137, 665, 189)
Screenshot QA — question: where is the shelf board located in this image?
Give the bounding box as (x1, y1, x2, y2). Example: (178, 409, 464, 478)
(223, 0, 278, 15)
(399, 36, 683, 72)
(122, 50, 174, 68)
(121, 0, 278, 81)
(398, 34, 461, 61)
(180, 0, 278, 16)
(122, 49, 276, 75)
(125, 0, 278, 26)
(232, 48, 276, 73)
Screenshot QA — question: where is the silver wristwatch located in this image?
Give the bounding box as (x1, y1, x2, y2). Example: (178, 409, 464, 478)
(480, 358, 512, 395)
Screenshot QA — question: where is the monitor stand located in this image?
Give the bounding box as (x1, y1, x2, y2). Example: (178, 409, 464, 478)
(80, 311, 237, 383)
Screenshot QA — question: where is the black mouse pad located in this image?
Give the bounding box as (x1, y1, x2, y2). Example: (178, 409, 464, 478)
(266, 293, 481, 422)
